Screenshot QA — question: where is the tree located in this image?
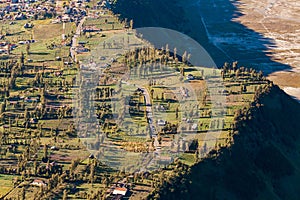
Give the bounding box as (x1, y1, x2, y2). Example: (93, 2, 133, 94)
(130, 19, 134, 29)
(0, 103, 5, 114)
(161, 92, 164, 101)
(194, 149, 199, 162)
(158, 135, 162, 145)
(175, 107, 179, 119)
(20, 52, 25, 66)
(26, 43, 30, 55)
(150, 89, 154, 99)
(182, 51, 187, 63)
(43, 144, 48, 161)
(7, 43, 10, 55)
(173, 47, 177, 60)
(89, 163, 95, 185)
(63, 190, 67, 200)
(180, 66, 185, 77)
(24, 108, 29, 121)
(165, 44, 170, 57)
(33, 161, 37, 175)
(187, 53, 191, 63)
(235, 69, 240, 78)
(21, 187, 26, 200)
(232, 61, 238, 71)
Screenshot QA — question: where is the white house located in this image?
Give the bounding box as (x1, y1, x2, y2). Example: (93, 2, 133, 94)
(192, 123, 198, 130)
(31, 179, 47, 187)
(113, 187, 127, 196)
(157, 119, 166, 126)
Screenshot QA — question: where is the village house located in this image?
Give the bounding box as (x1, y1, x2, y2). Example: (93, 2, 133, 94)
(31, 179, 47, 187)
(83, 26, 101, 33)
(112, 187, 128, 196)
(29, 118, 38, 124)
(50, 146, 59, 151)
(186, 74, 195, 80)
(76, 46, 89, 53)
(157, 119, 166, 126)
(62, 14, 71, 22)
(24, 96, 40, 103)
(192, 123, 198, 130)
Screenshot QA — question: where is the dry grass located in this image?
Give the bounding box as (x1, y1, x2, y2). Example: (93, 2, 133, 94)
(33, 20, 76, 41)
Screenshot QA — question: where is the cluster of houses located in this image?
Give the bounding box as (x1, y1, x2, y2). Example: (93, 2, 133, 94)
(0, 41, 17, 53)
(0, 0, 57, 21)
(0, 0, 89, 21)
(51, 4, 87, 24)
(0, 0, 93, 55)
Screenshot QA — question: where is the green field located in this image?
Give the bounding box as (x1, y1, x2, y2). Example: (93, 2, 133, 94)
(0, 174, 18, 198)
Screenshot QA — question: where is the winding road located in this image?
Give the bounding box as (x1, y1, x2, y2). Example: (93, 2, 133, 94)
(70, 17, 86, 62)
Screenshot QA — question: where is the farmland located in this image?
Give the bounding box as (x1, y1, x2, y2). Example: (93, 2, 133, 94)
(0, 0, 273, 199)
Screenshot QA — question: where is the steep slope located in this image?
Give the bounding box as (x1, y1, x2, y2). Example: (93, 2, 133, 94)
(112, 0, 186, 30)
(112, 1, 300, 199)
(111, 0, 227, 66)
(148, 85, 300, 200)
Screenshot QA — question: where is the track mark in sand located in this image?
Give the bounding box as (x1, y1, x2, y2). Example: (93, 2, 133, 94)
(200, 16, 233, 62)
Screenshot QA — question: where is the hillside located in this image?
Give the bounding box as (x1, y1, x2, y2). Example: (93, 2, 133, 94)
(0, 1, 299, 199)
(112, 0, 186, 30)
(111, 0, 229, 66)
(148, 85, 300, 200)
(112, 1, 300, 199)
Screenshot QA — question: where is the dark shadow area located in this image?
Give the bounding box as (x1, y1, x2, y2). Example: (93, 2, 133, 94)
(112, 0, 291, 74)
(29, 52, 50, 55)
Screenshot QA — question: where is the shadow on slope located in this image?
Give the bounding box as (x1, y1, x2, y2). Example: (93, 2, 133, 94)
(148, 86, 300, 200)
(112, 0, 291, 74)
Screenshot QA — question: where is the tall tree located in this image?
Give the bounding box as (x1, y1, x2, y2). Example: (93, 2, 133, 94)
(43, 144, 48, 161)
(26, 43, 30, 55)
(63, 190, 67, 200)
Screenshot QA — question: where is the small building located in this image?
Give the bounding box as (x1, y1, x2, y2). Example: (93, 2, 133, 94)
(76, 47, 89, 53)
(89, 154, 95, 159)
(187, 74, 194, 80)
(50, 146, 59, 151)
(31, 179, 47, 187)
(192, 123, 198, 130)
(24, 23, 33, 28)
(24, 96, 40, 103)
(51, 19, 61, 24)
(157, 119, 166, 126)
(113, 187, 127, 196)
(30, 118, 38, 124)
(54, 71, 63, 77)
(223, 90, 230, 96)
(62, 15, 70, 22)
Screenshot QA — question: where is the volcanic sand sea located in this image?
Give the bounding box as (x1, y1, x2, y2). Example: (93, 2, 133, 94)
(177, 0, 300, 101)
(234, 0, 300, 101)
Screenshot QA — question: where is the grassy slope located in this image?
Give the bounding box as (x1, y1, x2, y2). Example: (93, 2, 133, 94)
(149, 85, 300, 200)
